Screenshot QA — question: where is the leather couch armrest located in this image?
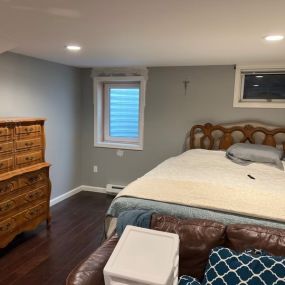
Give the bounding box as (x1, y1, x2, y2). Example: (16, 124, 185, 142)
(66, 234, 119, 285)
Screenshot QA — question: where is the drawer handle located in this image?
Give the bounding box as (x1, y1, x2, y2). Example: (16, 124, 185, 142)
(25, 142, 34, 147)
(28, 193, 35, 200)
(0, 201, 14, 212)
(26, 190, 43, 201)
(0, 221, 14, 232)
(26, 206, 43, 219)
(0, 183, 13, 194)
(24, 127, 34, 132)
(27, 175, 40, 184)
(25, 156, 34, 161)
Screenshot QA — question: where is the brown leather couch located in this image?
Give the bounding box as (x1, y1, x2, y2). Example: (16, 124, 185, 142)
(66, 214, 285, 285)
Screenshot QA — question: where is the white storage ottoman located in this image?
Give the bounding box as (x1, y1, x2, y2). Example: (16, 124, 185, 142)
(104, 225, 179, 285)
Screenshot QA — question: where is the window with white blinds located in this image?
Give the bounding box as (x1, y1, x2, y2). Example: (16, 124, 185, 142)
(104, 83, 140, 142)
(94, 76, 146, 150)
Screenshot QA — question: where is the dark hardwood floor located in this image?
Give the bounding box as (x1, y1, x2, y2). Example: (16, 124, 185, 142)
(0, 192, 113, 285)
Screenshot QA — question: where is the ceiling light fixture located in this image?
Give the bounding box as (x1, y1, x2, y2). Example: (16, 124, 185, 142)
(253, 84, 259, 87)
(65, 45, 81, 51)
(264, 35, 284, 42)
(256, 75, 264, 78)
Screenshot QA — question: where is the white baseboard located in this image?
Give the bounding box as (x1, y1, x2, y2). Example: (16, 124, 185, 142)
(50, 185, 106, 206)
(50, 186, 82, 206)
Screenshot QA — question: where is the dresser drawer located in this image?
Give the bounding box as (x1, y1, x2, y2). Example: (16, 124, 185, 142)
(0, 127, 13, 142)
(18, 169, 47, 188)
(0, 157, 13, 174)
(0, 200, 16, 216)
(15, 124, 41, 135)
(0, 179, 18, 197)
(21, 201, 47, 222)
(15, 137, 42, 152)
(16, 131, 41, 140)
(0, 185, 48, 217)
(24, 185, 48, 202)
(0, 141, 13, 155)
(0, 201, 47, 238)
(15, 151, 43, 167)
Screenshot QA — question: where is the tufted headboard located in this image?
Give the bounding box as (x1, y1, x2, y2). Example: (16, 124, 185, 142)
(190, 122, 285, 153)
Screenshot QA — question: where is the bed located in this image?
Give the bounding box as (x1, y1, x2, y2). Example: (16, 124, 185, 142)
(105, 122, 285, 235)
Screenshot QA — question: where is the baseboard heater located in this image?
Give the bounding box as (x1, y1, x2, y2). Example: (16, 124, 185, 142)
(106, 184, 125, 195)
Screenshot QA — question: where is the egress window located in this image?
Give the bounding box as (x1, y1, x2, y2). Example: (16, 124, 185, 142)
(234, 65, 285, 108)
(94, 76, 146, 150)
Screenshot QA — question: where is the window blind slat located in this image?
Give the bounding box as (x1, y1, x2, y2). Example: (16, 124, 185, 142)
(109, 88, 140, 138)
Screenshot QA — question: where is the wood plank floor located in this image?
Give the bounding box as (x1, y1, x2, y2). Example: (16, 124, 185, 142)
(0, 192, 113, 285)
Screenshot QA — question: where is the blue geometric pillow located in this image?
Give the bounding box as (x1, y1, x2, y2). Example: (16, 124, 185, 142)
(179, 275, 201, 285)
(202, 247, 285, 285)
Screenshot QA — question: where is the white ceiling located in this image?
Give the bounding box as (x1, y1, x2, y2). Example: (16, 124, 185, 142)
(1, 0, 285, 67)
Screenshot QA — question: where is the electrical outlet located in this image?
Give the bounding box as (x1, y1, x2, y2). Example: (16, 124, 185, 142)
(116, 149, 124, 157)
(93, 165, 98, 173)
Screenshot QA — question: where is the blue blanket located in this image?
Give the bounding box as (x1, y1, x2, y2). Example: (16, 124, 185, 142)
(116, 209, 155, 237)
(107, 197, 285, 230)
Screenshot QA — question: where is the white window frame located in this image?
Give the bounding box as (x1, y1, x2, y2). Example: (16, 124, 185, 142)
(233, 65, 285, 109)
(94, 76, 146, 150)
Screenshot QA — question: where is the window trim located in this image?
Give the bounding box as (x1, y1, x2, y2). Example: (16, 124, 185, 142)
(233, 65, 285, 109)
(94, 76, 146, 150)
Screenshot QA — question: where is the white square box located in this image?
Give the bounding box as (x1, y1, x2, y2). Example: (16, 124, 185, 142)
(104, 225, 179, 285)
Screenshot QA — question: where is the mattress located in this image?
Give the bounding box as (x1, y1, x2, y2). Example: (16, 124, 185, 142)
(106, 149, 285, 232)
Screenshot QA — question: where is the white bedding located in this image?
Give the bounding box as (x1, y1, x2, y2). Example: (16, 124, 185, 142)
(145, 149, 285, 193)
(117, 149, 285, 222)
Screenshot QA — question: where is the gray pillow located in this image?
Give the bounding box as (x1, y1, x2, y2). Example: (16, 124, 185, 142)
(226, 143, 284, 170)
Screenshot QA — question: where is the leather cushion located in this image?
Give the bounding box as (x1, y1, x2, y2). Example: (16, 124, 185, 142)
(151, 214, 226, 280)
(226, 224, 285, 256)
(66, 234, 119, 285)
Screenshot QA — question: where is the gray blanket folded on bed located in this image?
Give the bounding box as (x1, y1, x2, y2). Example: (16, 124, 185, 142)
(116, 209, 155, 237)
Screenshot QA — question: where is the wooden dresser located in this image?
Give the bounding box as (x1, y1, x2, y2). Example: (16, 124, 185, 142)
(0, 118, 51, 248)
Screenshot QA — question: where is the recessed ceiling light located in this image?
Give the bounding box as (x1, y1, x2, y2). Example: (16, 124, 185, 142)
(65, 45, 81, 51)
(256, 75, 264, 78)
(253, 84, 259, 87)
(264, 35, 284, 41)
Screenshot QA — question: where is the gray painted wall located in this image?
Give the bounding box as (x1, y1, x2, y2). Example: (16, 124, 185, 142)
(0, 52, 82, 198)
(1, 54, 284, 194)
(80, 66, 285, 187)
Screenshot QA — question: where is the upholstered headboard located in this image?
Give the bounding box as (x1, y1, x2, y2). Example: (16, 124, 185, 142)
(190, 122, 285, 153)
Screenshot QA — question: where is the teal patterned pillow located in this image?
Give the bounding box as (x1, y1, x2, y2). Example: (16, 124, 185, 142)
(202, 247, 285, 285)
(179, 275, 201, 285)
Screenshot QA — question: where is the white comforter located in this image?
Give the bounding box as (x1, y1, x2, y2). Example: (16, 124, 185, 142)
(118, 149, 285, 222)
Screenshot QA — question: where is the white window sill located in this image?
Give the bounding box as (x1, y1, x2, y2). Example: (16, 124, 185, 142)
(95, 141, 143, 151)
(233, 101, 285, 109)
